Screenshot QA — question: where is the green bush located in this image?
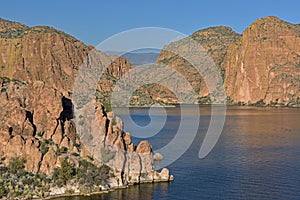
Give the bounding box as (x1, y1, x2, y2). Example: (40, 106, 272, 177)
(254, 99, 265, 106)
(40, 140, 49, 156)
(0, 180, 7, 198)
(103, 103, 112, 112)
(53, 158, 75, 185)
(8, 157, 26, 175)
(56, 147, 68, 156)
(37, 131, 44, 137)
(0, 157, 52, 199)
(76, 159, 110, 187)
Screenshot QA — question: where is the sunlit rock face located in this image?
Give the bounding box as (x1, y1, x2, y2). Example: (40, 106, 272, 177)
(0, 18, 172, 185)
(223, 16, 300, 106)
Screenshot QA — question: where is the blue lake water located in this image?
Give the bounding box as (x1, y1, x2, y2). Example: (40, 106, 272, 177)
(56, 105, 300, 200)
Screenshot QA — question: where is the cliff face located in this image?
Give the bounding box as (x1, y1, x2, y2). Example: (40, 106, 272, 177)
(223, 16, 300, 106)
(0, 25, 86, 93)
(0, 23, 130, 95)
(0, 19, 171, 188)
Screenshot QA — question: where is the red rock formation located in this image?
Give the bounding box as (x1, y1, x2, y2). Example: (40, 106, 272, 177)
(0, 18, 172, 185)
(223, 16, 300, 106)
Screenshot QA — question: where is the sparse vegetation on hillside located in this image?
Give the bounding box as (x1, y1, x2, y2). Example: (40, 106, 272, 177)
(0, 156, 112, 199)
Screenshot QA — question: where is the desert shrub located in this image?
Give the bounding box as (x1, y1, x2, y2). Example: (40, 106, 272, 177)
(103, 103, 112, 112)
(56, 147, 68, 156)
(0, 180, 7, 198)
(76, 159, 110, 187)
(53, 158, 75, 185)
(8, 157, 26, 176)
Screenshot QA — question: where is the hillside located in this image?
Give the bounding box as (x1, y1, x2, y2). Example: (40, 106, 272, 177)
(152, 26, 240, 103)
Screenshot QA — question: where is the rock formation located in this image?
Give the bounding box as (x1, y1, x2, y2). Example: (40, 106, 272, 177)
(154, 16, 299, 106)
(0, 18, 172, 190)
(223, 16, 300, 106)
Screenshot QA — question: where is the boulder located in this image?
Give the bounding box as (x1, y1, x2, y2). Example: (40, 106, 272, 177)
(136, 140, 152, 154)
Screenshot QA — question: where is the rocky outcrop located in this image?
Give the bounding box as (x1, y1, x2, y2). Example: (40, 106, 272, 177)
(74, 98, 172, 185)
(0, 18, 172, 190)
(223, 16, 300, 106)
(0, 77, 77, 174)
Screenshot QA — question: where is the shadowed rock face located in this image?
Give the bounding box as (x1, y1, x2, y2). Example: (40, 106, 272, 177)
(0, 19, 171, 185)
(154, 26, 240, 101)
(223, 16, 300, 105)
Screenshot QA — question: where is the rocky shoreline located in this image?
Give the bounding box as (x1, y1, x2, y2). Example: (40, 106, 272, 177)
(42, 174, 174, 200)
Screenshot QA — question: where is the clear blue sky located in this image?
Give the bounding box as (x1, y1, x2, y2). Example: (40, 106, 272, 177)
(1, 0, 299, 46)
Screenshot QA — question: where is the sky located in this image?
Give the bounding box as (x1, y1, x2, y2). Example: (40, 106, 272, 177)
(1, 0, 300, 47)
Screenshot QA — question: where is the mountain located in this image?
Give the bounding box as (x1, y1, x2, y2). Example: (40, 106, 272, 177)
(154, 26, 240, 102)
(154, 17, 300, 106)
(0, 19, 172, 198)
(0, 20, 131, 94)
(223, 16, 300, 106)
(99, 17, 300, 107)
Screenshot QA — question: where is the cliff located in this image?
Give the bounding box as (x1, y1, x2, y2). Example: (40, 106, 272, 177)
(223, 16, 300, 106)
(0, 20, 130, 95)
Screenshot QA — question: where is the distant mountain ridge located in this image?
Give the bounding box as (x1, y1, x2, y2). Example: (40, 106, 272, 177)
(106, 50, 160, 65)
(122, 52, 159, 65)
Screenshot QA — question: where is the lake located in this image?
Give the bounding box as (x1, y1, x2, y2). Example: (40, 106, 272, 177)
(55, 105, 300, 200)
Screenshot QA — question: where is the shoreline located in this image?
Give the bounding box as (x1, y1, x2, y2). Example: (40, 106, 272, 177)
(115, 103, 300, 108)
(41, 179, 174, 200)
(43, 185, 128, 200)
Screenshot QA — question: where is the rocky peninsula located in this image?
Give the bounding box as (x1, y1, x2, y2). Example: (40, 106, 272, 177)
(0, 18, 172, 199)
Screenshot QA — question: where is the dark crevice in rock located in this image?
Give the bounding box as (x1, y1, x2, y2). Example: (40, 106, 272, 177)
(103, 118, 110, 146)
(25, 110, 37, 137)
(121, 132, 127, 151)
(8, 127, 13, 138)
(52, 119, 60, 140)
(60, 120, 66, 137)
(53, 96, 75, 142)
(120, 132, 127, 184)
